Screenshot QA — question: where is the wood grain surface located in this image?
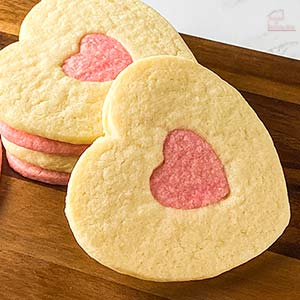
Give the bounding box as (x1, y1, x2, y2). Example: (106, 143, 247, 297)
(0, 1, 299, 299)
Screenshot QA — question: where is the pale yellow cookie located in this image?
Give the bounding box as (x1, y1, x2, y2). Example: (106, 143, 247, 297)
(0, 0, 195, 144)
(66, 56, 290, 281)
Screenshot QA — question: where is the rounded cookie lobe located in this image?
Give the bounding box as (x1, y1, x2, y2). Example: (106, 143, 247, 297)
(20, 0, 195, 61)
(66, 57, 290, 281)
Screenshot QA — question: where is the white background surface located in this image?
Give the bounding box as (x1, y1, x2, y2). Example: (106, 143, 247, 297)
(143, 0, 300, 60)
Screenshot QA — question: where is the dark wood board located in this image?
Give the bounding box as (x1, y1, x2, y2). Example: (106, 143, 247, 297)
(0, 1, 299, 299)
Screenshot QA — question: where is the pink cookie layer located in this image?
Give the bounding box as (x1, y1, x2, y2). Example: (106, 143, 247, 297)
(0, 122, 89, 156)
(0, 137, 2, 174)
(6, 152, 70, 186)
(62, 33, 133, 82)
(150, 129, 230, 210)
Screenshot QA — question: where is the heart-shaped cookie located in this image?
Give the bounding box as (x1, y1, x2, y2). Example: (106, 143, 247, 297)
(66, 56, 290, 281)
(0, 0, 194, 185)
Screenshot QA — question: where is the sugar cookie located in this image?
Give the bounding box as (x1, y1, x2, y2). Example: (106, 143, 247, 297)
(66, 56, 290, 281)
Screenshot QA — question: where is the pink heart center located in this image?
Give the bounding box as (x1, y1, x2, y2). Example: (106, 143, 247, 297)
(150, 129, 230, 210)
(62, 33, 133, 82)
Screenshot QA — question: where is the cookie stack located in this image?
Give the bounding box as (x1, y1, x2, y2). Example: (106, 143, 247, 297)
(0, 0, 290, 282)
(0, 0, 194, 185)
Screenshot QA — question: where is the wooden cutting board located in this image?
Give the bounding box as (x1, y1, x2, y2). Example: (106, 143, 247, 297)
(0, 1, 299, 299)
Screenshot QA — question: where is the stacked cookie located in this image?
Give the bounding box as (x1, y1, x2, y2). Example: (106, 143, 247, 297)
(0, 0, 195, 185)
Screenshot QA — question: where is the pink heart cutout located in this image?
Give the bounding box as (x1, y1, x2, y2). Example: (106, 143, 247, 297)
(150, 129, 230, 209)
(62, 33, 133, 82)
